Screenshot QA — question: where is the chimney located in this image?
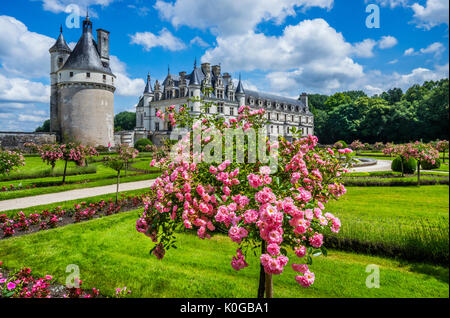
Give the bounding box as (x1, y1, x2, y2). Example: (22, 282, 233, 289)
(212, 65, 221, 77)
(300, 92, 308, 109)
(201, 62, 211, 77)
(96, 29, 110, 65)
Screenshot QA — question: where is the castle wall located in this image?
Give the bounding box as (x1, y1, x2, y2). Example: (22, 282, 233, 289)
(59, 84, 114, 147)
(0, 132, 57, 150)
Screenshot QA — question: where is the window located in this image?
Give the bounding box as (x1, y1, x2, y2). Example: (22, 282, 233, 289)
(70, 72, 74, 77)
(276, 113, 279, 121)
(58, 57, 63, 65)
(217, 104, 223, 113)
(103, 75, 106, 80)
(86, 72, 90, 78)
(230, 107, 234, 116)
(155, 122, 160, 131)
(268, 112, 271, 120)
(205, 107, 210, 113)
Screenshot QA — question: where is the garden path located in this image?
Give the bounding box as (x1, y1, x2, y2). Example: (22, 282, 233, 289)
(0, 179, 155, 212)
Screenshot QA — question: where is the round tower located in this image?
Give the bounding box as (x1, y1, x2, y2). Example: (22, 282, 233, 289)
(49, 26, 71, 136)
(56, 15, 116, 147)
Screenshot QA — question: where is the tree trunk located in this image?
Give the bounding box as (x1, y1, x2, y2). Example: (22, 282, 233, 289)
(417, 162, 421, 186)
(443, 150, 446, 164)
(116, 171, 120, 204)
(265, 272, 273, 298)
(257, 241, 266, 298)
(400, 157, 404, 177)
(62, 160, 68, 184)
(125, 161, 128, 177)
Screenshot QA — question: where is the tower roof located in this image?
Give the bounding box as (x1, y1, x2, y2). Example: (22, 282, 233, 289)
(49, 26, 71, 54)
(61, 18, 113, 75)
(144, 74, 153, 94)
(235, 74, 245, 95)
(189, 60, 201, 86)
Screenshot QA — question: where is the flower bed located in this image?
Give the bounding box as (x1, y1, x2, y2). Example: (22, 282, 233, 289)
(0, 261, 130, 298)
(0, 193, 149, 240)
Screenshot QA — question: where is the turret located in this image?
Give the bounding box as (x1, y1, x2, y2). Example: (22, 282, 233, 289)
(96, 29, 110, 66)
(143, 73, 154, 106)
(49, 25, 71, 135)
(235, 73, 245, 107)
(189, 59, 201, 112)
(300, 92, 308, 110)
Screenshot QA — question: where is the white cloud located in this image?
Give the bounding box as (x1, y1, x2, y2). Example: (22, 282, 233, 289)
(154, 0, 334, 36)
(366, 0, 409, 8)
(190, 36, 209, 48)
(130, 28, 186, 51)
(202, 19, 363, 93)
(403, 42, 446, 57)
(378, 36, 398, 49)
(0, 15, 54, 78)
(18, 114, 48, 122)
(109, 55, 145, 97)
(38, 0, 115, 15)
(404, 47, 415, 55)
(353, 39, 377, 58)
(388, 59, 399, 64)
(411, 0, 449, 29)
(0, 73, 50, 104)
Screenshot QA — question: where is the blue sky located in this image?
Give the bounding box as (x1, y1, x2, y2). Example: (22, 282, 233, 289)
(0, 0, 448, 131)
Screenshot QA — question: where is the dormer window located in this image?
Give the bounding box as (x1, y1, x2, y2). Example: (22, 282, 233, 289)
(86, 72, 90, 78)
(70, 72, 73, 77)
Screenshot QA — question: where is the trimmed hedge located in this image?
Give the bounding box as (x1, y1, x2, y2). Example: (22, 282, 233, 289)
(391, 156, 417, 174)
(134, 138, 152, 152)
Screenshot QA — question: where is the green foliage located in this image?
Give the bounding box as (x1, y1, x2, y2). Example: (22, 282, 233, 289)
(35, 119, 50, 132)
(421, 158, 441, 170)
(313, 79, 449, 144)
(114, 112, 136, 132)
(134, 138, 153, 152)
(391, 156, 417, 174)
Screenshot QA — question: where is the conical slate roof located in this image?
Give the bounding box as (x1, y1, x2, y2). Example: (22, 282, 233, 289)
(236, 74, 245, 94)
(49, 29, 71, 53)
(61, 21, 113, 75)
(144, 74, 153, 94)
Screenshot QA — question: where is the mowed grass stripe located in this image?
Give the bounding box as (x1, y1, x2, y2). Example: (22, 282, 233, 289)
(0, 210, 447, 298)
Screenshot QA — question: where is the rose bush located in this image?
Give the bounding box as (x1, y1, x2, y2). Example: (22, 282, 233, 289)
(136, 103, 352, 297)
(0, 150, 25, 175)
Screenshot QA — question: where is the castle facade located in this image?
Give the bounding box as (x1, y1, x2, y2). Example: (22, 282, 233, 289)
(135, 62, 314, 145)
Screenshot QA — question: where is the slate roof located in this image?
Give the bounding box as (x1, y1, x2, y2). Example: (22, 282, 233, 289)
(60, 20, 113, 75)
(49, 30, 71, 54)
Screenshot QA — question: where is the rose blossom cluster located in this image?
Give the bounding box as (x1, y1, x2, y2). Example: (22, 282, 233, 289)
(137, 104, 351, 289)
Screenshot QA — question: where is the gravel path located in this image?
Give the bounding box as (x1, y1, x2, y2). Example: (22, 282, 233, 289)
(0, 179, 155, 212)
(350, 159, 392, 172)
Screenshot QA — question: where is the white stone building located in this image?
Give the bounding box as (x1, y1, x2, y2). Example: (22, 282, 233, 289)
(135, 62, 314, 145)
(49, 15, 116, 147)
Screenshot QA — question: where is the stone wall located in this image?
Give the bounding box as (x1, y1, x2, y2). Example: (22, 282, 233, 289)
(0, 132, 57, 150)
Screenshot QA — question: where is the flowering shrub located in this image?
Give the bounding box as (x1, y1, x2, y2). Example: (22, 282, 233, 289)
(373, 142, 384, 151)
(0, 150, 25, 175)
(118, 144, 139, 177)
(0, 266, 53, 298)
(382, 142, 395, 157)
(136, 103, 352, 297)
(435, 140, 449, 163)
(115, 286, 132, 298)
(350, 140, 364, 151)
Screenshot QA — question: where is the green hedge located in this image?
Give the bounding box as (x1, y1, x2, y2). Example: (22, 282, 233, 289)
(134, 138, 152, 152)
(391, 156, 417, 174)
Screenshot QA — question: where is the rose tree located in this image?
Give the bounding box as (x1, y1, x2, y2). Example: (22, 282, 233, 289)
(403, 142, 439, 185)
(136, 104, 352, 297)
(0, 150, 25, 175)
(435, 140, 449, 164)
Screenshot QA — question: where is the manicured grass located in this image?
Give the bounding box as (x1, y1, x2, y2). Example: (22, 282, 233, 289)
(0, 171, 159, 201)
(0, 210, 447, 298)
(131, 159, 158, 171)
(1, 188, 151, 218)
(326, 186, 449, 263)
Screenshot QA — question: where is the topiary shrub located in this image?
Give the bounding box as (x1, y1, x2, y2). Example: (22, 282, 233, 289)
(420, 158, 441, 170)
(334, 140, 348, 149)
(391, 156, 417, 174)
(134, 138, 153, 152)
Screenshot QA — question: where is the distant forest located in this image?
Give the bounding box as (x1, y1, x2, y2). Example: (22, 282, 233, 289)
(305, 78, 449, 144)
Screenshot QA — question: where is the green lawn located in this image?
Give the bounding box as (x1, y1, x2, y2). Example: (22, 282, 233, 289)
(0, 210, 447, 298)
(0, 155, 160, 201)
(326, 186, 449, 262)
